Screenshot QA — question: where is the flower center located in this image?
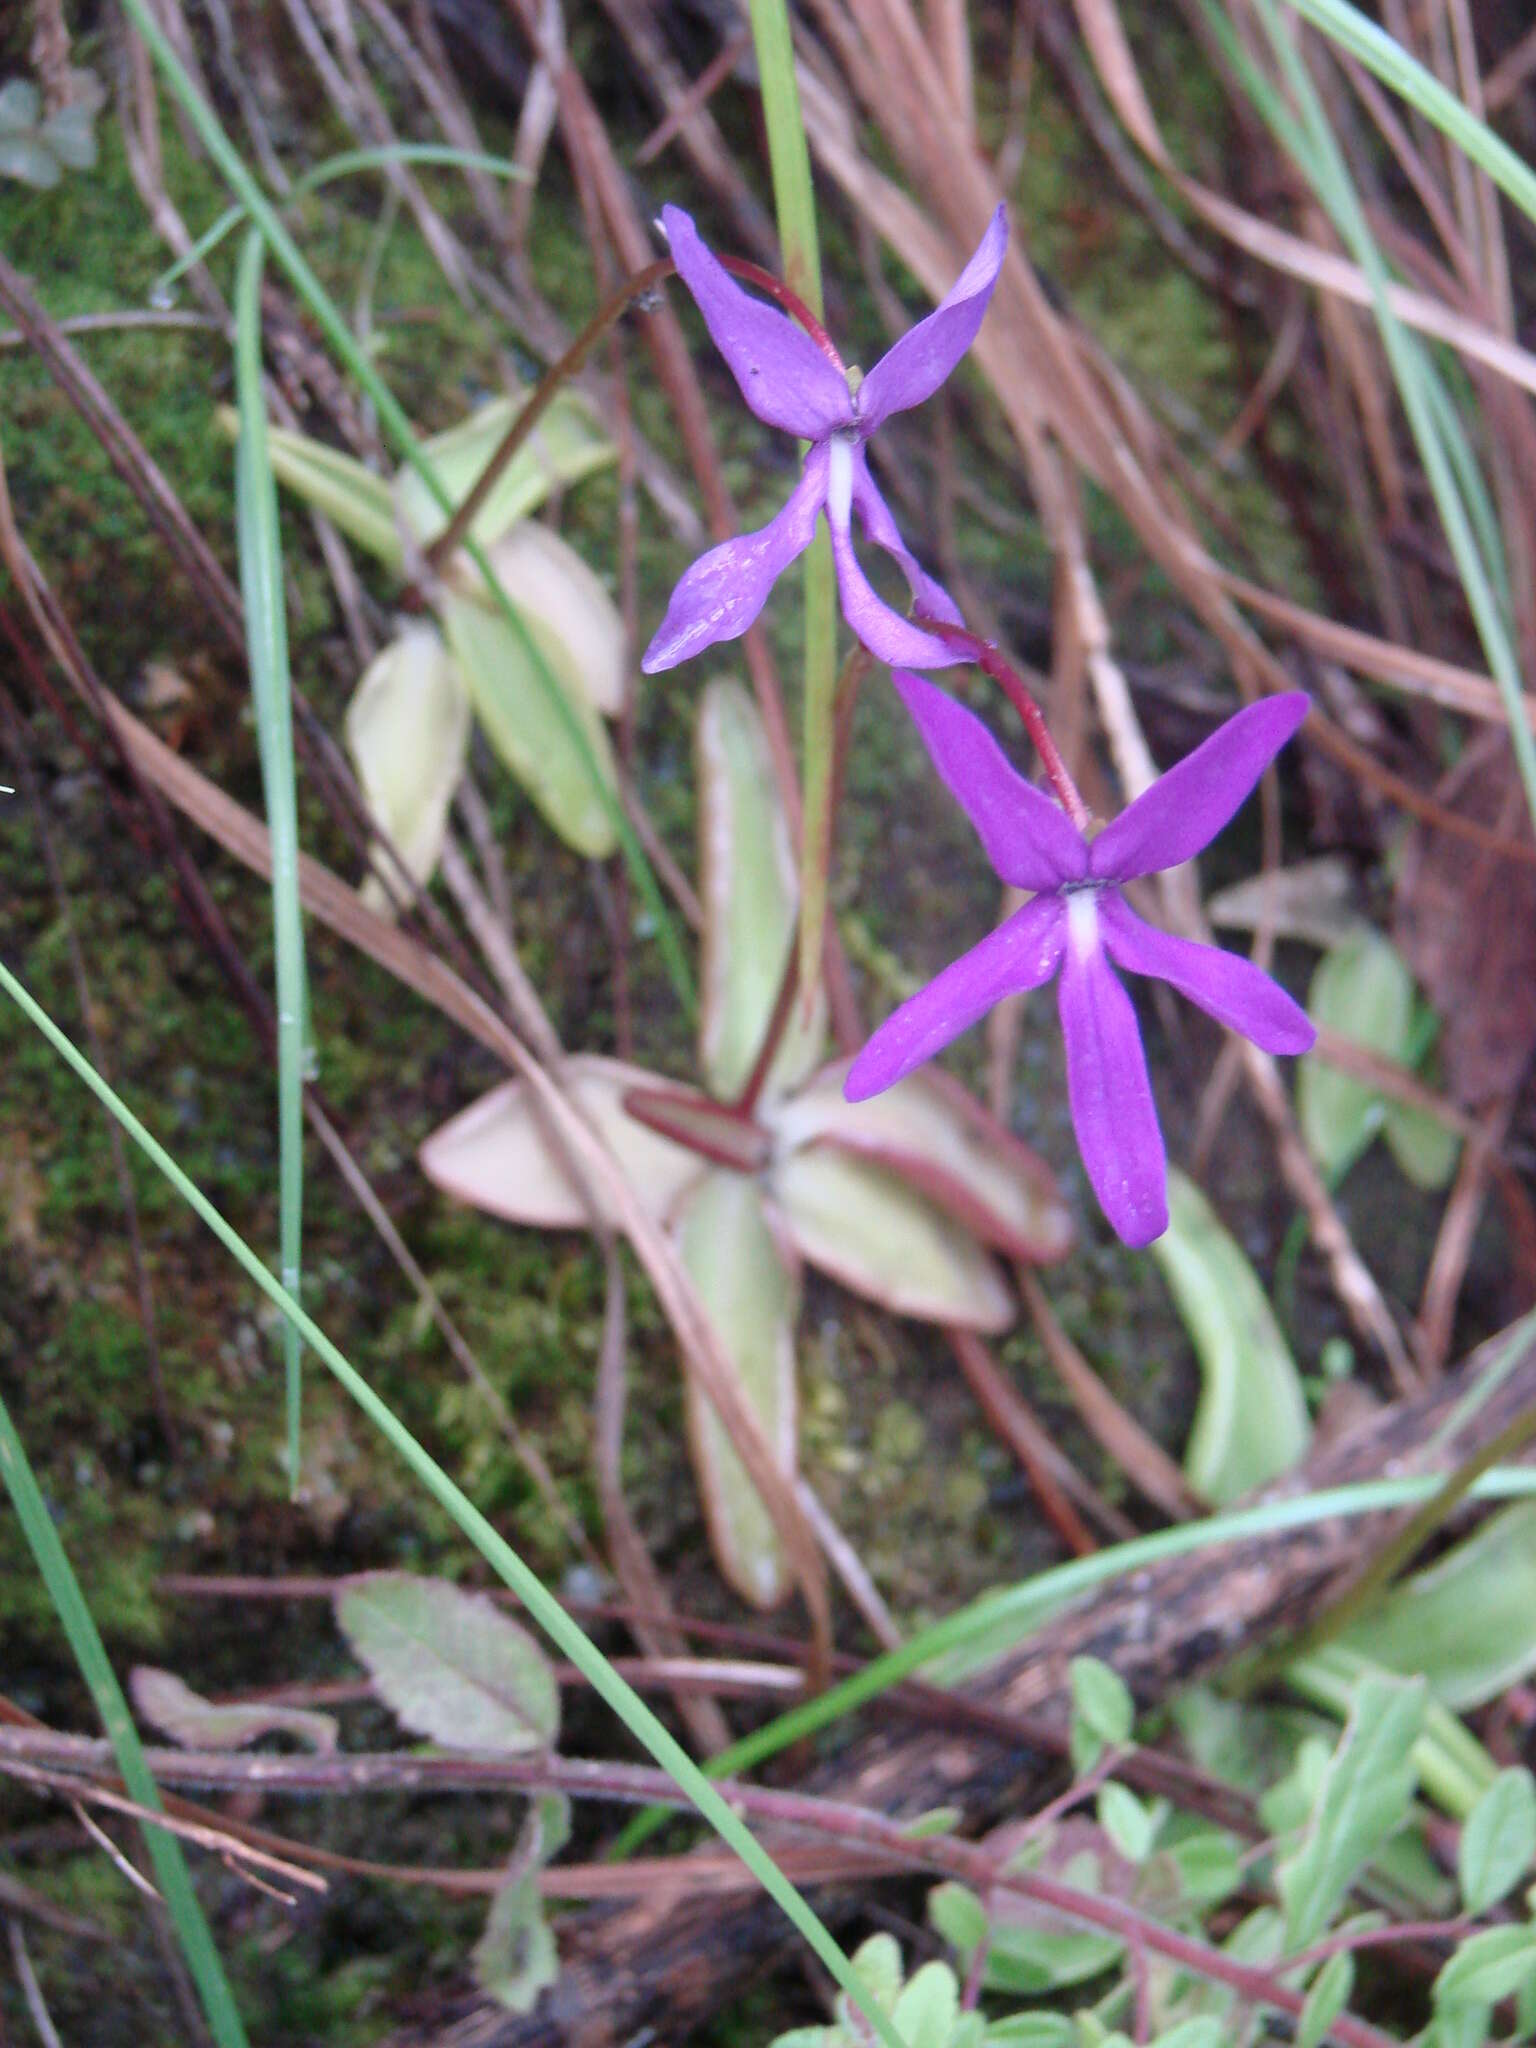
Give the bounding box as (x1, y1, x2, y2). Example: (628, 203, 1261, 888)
(1065, 887, 1101, 957)
(827, 432, 856, 528)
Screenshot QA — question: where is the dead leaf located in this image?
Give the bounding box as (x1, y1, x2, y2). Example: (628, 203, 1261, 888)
(1394, 733, 1536, 1105)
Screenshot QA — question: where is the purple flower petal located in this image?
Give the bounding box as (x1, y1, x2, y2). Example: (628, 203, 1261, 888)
(892, 670, 1089, 890)
(642, 445, 830, 672)
(1098, 894, 1316, 1054)
(852, 453, 963, 629)
(1058, 899, 1168, 1247)
(856, 205, 1009, 433)
(1089, 693, 1310, 882)
(662, 206, 853, 440)
(844, 894, 1066, 1101)
(828, 509, 966, 668)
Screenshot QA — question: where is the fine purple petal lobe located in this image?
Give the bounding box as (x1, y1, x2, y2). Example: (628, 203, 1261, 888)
(1089, 692, 1310, 882)
(856, 206, 1010, 433)
(662, 206, 853, 439)
(1057, 903, 1168, 1247)
(828, 511, 965, 668)
(844, 895, 1066, 1102)
(892, 670, 1089, 890)
(642, 444, 829, 672)
(1098, 894, 1316, 1054)
(852, 453, 964, 630)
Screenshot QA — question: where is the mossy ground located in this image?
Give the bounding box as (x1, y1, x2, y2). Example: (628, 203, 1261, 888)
(0, 10, 1506, 2042)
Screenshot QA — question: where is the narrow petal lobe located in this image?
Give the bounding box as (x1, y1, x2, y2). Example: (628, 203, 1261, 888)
(844, 895, 1066, 1101)
(1058, 898, 1168, 1247)
(662, 206, 852, 439)
(892, 670, 1089, 890)
(856, 206, 1010, 432)
(1098, 895, 1316, 1053)
(828, 512, 966, 668)
(853, 453, 964, 629)
(643, 446, 828, 672)
(1090, 692, 1310, 881)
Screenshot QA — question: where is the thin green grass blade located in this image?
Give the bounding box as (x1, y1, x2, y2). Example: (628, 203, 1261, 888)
(234, 227, 307, 1493)
(0, 960, 902, 2048)
(1213, 0, 1536, 836)
(748, 0, 835, 1019)
(123, 1, 694, 1015)
(1281, 0, 1536, 231)
(0, 1390, 248, 2045)
(152, 144, 532, 301)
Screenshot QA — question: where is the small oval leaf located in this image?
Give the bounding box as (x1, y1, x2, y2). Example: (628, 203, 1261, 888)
(344, 624, 470, 911)
(676, 1170, 800, 1610)
(1297, 1949, 1354, 2048)
(335, 1571, 558, 1752)
(471, 1874, 556, 2014)
(1151, 1170, 1309, 1505)
(419, 1058, 705, 1234)
(256, 418, 402, 567)
(464, 523, 625, 718)
(397, 390, 614, 551)
(769, 1146, 1014, 1331)
(1459, 1767, 1536, 1916)
(131, 1667, 337, 1754)
(1206, 858, 1364, 951)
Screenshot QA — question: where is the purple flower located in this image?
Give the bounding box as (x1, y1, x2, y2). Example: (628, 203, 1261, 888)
(845, 674, 1317, 1247)
(642, 204, 1009, 674)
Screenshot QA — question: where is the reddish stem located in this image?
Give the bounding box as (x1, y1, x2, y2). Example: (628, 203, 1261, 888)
(915, 616, 1091, 831)
(717, 254, 846, 375)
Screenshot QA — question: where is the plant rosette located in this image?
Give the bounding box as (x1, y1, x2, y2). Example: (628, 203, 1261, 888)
(419, 679, 1072, 1607)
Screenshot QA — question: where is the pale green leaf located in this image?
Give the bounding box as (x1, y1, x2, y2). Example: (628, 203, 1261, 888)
(396, 390, 614, 551)
(0, 133, 60, 187)
(1151, 1170, 1309, 1505)
(1070, 1656, 1134, 1749)
(695, 679, 824, 1101)
(1097, 1782, 1154, 1863)
(772, 1061, 1072, 1263)
(418, 1058, 704, 1234)
(1459, 1768, 1536, 1914)
(1297, 935, 1414, 1180)
(335, 1571, 558, 1752)
(131, 1666, 337, 1753)
(344, 624, 470, 912)
(769, 1146, 1013, 1331)
(471, 1874, 556, 2013)
(984, 2019, 1075, 2048)
(40, 99, 100, 172)
(1337, 1502, 1536, 1708)
(1148, 2025, 1222, 2048)
(0, 79, 41, 130)
(462, 523, 625, 718)
(927, 1881, 989, 1957)
(1297, 1950, 1354, 2048)
(676, 1170, 800, 1610)
(254, 417, 402, 566)
(1433, 1924, 1536, 2011)
(1381, 1097, 1460, 1191)
(836, 1933, 904, 2021)
(892, 1961, 959, 2048)
(441, 585, 619, 857)
(1277, 1674, 1425, 1951)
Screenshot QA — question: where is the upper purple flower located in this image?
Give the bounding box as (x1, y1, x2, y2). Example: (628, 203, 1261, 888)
(641, 205, 1009, 675)
(845, 675, 1317, 1247)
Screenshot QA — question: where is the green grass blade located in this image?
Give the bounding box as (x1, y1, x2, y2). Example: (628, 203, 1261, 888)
(151, 143, 532, 302)
(0, 1390, 248, 2045)
(1282, 0, 1536, 231)
(122, 0, 695, 1016)
(0, 959, 903, 2048)
(234, 227, 307, 1493)
(1212, 0, 1536, 836)
(747, 0, 836, 1017)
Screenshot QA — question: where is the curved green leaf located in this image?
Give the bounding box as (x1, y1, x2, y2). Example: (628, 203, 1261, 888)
(1151, 1171, 1309, 1505)
(772, 1060, 1071, 1263)
(464, 524, 625, 718)
(344, 624, 470, 911)
(396, 390, 613, 551)
(696, 679, 824, 1101)
(246, 415, 402, 567)
(442, 584, 619, 858)
(769, 1147, 1014, 1330)
(676, 1169, 800, 1610)
(1297, 930, 1413, 1182)
(131, 1666, 336, 1754)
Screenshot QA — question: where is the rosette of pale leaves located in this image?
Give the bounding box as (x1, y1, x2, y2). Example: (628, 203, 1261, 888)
(248, 389, 624, 868)
(420, 679, 1071, 1607)
(0, 73, 105, 189)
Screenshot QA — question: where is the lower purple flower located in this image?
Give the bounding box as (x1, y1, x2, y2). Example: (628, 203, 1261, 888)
(845, 673, 1317, 1247)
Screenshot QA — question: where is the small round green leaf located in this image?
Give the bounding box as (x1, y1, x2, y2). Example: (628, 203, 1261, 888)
(1460, 1767, 1536, 1914)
